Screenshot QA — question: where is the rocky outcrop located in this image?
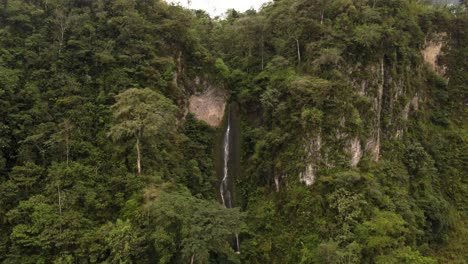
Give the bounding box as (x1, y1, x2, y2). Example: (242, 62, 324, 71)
(395, 94, 419, 139)
(300, 135, 322, 186)
(299, 48, 425, 185)
(188, 85, 227, 127)
(422, 33, 446, 75)
(349, 136, 362, 167)
(365, 58, 385, 162)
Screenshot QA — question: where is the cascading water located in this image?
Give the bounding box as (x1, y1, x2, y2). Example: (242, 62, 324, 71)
(220, 105, 240, 254)
(220, 109, 231, 208)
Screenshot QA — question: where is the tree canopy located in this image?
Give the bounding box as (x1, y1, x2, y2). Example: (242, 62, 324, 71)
(0, 0, 466, 263)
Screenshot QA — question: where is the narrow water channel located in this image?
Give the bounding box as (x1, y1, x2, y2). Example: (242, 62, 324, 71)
(219, 105, 240, 254)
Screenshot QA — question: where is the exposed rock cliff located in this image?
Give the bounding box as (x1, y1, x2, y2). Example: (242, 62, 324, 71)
(422, 33, 446, 75)
(349, 136, 363, 167)
(188, 81, 227, 127)
(300, 134, 322, 186)
(300, 53, 426, 184)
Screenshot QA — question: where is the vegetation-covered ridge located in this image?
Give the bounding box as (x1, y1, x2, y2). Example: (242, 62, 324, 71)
(0, 0, 466, 263)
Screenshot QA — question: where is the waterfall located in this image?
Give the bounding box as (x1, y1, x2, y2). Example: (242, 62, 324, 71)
(219, 106, 240, 254)
(220, 108, 231, 208)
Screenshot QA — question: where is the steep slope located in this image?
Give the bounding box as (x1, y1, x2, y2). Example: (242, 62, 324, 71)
(0, 0, 465, 263)
(209, 0, 467, 263)
(0, 0, 239, 262)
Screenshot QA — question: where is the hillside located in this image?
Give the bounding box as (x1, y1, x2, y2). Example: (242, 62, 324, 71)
(0, 0, 466, 263)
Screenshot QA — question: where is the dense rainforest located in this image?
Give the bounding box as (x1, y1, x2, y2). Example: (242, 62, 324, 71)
(0, 0, 466, 263)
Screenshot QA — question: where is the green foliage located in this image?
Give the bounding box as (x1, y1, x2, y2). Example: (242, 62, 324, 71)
(0, 0, 232, 262)
(109, 88, 178, 174)
(375, 247, 437, 264)
(109, 88, 178, 142)
(180, 114, 217, 197)
(101, 219, 141, 263)
(215, 58, 231, 79)
(0, 0, 465, 263)
(145, 185, 244, 263)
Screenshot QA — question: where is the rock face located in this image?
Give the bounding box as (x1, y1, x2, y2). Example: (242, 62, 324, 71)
(396, 95, 419, 139)
(189, 86, 227, 127)
(300, 135, 322, 186)
(349, 136, 362, 167)
(422, 33, 446, 75)
(296, 34, 443, 187)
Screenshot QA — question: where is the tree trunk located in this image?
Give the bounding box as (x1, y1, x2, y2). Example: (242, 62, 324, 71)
(57, 183, 62, 233)
(295, 38, 301, 64)
(136, 137, 142, 175)
(190, 254, 194, 264)
(235, 233, 241, 253)
(65, 136, 70, 165)
(60, 119, 73, 166)
(56, 10, 69, 56)
(177, 51, 183, 74)
(59, 24, 65, 55)
(261, 35, 265, 70)
(274, 174, 280, 192)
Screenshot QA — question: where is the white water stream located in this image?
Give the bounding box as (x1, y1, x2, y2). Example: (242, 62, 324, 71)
(219, 107, 240, 254)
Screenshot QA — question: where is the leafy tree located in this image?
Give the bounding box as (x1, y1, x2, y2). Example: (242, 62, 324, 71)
(109, 88, 178, 175)
(375, 247, 437, 264)
(101, 219, 141, 264)
(146, 186, 244, 263)
(8, 162, 42, 196)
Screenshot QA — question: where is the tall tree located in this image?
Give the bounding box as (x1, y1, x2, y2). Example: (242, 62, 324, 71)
(108, 88, 177, 175)
(148, 187, 244, 263)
